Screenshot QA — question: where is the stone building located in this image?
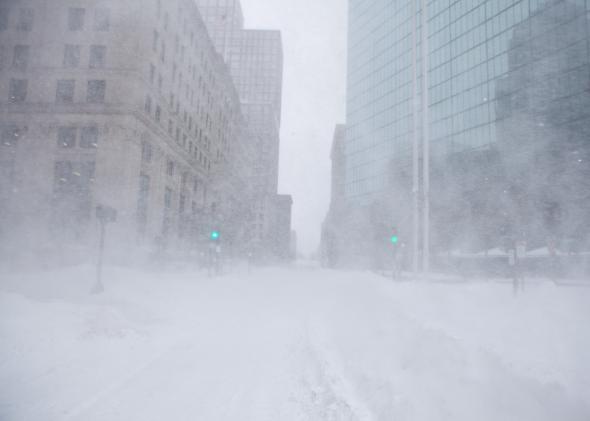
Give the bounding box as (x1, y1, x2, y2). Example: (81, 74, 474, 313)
(0, 0, 255, 264)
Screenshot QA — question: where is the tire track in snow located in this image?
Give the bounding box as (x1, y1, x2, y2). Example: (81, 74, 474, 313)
(291, 320, 375, 421)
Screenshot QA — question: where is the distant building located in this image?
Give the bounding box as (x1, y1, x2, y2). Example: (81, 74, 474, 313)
(290, 230, 297, 260)
(192, 0, 244, 62)
(0, 0, 255, 263)
(272, 194, 293, 260)
(321, 125, 346, 267)
(196, 0, 291, 260)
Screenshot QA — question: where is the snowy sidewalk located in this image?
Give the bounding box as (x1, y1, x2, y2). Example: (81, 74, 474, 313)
(1, 266, 589, 420)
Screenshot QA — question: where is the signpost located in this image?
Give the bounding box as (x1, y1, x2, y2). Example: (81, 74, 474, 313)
(92, 205, 117, 294)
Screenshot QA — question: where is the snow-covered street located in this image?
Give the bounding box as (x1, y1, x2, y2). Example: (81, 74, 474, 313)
(1, 265, 589, 420)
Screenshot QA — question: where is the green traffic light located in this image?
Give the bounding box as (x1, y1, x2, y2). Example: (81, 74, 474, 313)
(391, 235, 399, 244)
(211, 231, 220, 240)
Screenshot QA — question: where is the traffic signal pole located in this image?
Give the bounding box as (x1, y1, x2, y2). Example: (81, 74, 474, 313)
(421, 0, 431, 274)
(411, 0, 420, 274)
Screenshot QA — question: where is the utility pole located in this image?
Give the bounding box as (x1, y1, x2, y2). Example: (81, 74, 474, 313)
(411, 0, 420, 274)
(421, 0, 431, 274)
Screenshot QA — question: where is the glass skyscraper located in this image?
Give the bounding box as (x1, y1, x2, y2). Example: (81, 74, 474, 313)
(345, 0, 590, 202)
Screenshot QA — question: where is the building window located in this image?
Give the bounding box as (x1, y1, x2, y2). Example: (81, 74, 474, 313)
(53, 160, 95, 221)
(54, 161, 73, 190)
(17, 8, 34, 31)
(87, 80, 106, 103)
(145, 95, 152, 114)
(160, 42, 166, 63)
(164, 187, 172, 209)
(12, 45, 29, 71)
(137, 174, 150, 235)
(166, 160, 174, 176)
(57, 127, 76, 148)
(149, 64, 155, 84)
(1, 125, 24, 147)
(141, 141, 152, 163)
(63, 45, 80, 68)
(152, 30, 159, 52)
(89, 45, 106, 68)
(155, 105, 161, 122)
(179, 194, 185, 213)
(68, 8, 85, 31)
(9, 79, 27, 103)
(0, 46, 5, 70)
(0, 8, 8, 31)
(93, 8, 110, 31)
(80, 126, 98, 148)
(56, 79, 75, 103)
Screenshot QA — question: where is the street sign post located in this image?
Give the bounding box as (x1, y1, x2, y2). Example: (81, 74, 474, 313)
(92, 205, 117, 294)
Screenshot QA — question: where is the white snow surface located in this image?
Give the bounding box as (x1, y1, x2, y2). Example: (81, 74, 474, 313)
(1, 264, 589, 420)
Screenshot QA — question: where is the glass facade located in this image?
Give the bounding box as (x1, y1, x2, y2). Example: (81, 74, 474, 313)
(345, 0, 590, 201)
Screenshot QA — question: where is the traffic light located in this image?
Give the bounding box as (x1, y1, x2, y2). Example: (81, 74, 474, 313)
(210, 230, 220, 240)
(390, 227, 399, 245)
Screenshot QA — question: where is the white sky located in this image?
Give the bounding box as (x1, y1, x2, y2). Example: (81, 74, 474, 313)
(240, 0, 348, 255)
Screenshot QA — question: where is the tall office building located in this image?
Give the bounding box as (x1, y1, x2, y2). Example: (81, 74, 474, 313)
(229, 30, 283, 123)
(0, 0, 255, 263)
(496, 1, 590, 245)
(192, 0, 244, 62)
(321, 125, 347, 267)
(343, 0, 590, 264)
(229, 30, 283, 195)
(196, 1, 291, 259)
